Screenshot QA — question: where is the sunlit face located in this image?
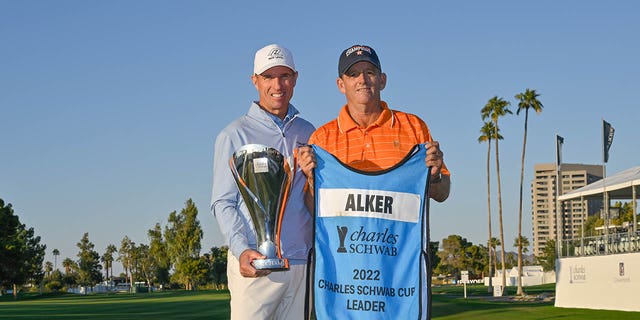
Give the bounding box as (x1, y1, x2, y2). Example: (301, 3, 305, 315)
(337, 61, 386, 107)
(252, 66, 298, 119)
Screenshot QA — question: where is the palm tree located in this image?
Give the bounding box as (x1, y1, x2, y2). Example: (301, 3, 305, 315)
(45, 261, 54, 279)
(101, 244, 118, 285)
(62, 257, 75, 275)
(490, 237, 501, 280)
(52, 249, 60, 271)
(118, 236, 135, 290)
(513, 236, 531, 274)
(481, 96, 512, 294)
(514, 88, 544, 296)
(478, 121, 502, 293)
(514, 236, 530, 254)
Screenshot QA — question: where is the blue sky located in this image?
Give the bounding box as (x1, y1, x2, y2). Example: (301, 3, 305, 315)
(2, 1, 638, 273)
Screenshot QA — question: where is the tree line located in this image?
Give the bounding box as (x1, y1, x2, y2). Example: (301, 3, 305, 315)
(1, 198, 228, 299)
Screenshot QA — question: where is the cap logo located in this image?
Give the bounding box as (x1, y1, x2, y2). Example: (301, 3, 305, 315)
(268, 48, 284, 60)
(345, 45, 372, 57)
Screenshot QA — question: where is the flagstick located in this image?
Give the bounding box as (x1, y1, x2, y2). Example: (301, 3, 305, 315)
(580, 195, 585, 256)
(603, 164, 608, 254)
(633, 186, 638, 235)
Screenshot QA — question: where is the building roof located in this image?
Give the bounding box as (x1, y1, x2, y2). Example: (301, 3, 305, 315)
(558, 166, 640, 201)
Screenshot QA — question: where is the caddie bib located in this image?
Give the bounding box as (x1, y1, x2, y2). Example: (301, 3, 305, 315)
(310, 144, 431, 320)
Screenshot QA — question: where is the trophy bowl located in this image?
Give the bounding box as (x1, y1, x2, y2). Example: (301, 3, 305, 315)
(229, 144, 293, 270)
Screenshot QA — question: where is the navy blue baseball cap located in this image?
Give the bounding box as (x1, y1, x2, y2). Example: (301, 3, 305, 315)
(338, 45, 382, 75)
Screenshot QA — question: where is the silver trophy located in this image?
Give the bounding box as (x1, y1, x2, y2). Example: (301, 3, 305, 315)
(229, 144, 293, 270)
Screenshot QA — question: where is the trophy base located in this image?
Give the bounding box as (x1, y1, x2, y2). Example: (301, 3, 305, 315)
(253, 258, 289, 270)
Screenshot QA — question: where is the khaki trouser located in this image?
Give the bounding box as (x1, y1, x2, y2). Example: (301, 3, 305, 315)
(227, 254, 307, 320)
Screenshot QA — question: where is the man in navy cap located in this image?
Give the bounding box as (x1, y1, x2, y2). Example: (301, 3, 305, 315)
(297, 44, 451, 320)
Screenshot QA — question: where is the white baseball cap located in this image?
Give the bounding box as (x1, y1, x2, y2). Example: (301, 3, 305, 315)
(253, 44, 296, 75)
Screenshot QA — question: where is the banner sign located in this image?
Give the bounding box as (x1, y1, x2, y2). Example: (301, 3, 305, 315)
(603, 120, 615, 163)
(311, 144, 430, 320)
(556, 135, 564, 166)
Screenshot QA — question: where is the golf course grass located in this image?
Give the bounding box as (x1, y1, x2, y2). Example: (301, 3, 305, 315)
(0, 290, 230, 319)
(1, 285, 638, 319)
(430, 284, 639, 320)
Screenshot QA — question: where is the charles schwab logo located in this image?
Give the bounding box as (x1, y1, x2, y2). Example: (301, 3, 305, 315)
(336, 226, 348, 253)
(335, 225, 399, 256)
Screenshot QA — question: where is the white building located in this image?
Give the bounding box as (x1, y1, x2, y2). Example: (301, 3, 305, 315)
(486, 265, 555, 287)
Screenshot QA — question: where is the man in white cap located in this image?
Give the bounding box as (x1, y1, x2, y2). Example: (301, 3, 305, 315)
(211, 44, 315, 319)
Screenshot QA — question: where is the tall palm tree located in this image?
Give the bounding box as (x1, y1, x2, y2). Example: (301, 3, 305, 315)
(52, 249, 60, 271)
(478, 121, 502, 293)
(514, 89, 544, 296)
(481, 96, 512, 293)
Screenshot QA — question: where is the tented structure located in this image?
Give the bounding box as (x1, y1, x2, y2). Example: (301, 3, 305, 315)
(559, 166, 640, 201)
(559, 166, 640, 233)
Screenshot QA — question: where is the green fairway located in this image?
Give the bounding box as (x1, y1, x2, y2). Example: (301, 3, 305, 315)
(1, 286, 638, 319)
(0, 290, 230, 319)
(431, 293, 639, 320)
(431, 284, 639, 320)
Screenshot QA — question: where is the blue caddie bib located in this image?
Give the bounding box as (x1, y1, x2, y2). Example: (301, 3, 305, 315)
(311, 144, 431, 320)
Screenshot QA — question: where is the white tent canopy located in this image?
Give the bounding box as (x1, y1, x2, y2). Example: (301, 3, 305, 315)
(558, 166, 640, 201)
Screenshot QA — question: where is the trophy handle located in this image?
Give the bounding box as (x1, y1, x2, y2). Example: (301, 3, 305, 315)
(275, 157, 295, 260)
(229, 157, 270, 219)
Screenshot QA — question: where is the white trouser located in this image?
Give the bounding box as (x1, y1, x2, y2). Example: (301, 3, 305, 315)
(227, 254, 307, 320)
